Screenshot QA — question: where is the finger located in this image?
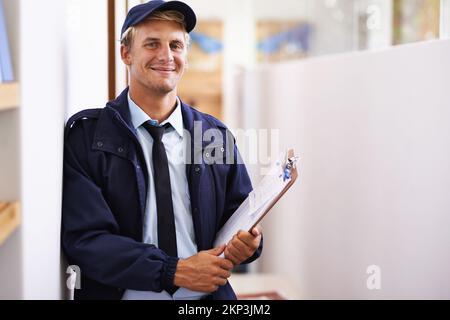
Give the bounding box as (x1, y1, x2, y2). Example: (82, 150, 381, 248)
(252, 225, 262, 237)
(213, 255, 234, 271)
(205, 245, 225, 256)
(214, 277, 228, 286)
(231, 233, 252, 247)
(233, 232, 259, 256)
(237, 231, 260, 249)
(215, 267, 231, 280)
(211, 262, 233, 279)
(217, 257, 234, 271)
(207, 285, 219, 293)
(229, 237, 253, 258)
(237, 231, 255, 246)
(236, 230, 254, 244)
(227, 243, 247, 263)
(224, 247, 240, 265)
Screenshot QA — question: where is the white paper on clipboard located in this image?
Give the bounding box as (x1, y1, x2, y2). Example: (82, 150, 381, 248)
(213, 149, 299, 247)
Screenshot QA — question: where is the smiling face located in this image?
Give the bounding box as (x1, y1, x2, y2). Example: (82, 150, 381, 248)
(121, 19, 188, 96)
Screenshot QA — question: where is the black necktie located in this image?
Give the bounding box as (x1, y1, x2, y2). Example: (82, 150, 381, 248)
(143, 122, 179, 295)
(142, 122, 178, 258)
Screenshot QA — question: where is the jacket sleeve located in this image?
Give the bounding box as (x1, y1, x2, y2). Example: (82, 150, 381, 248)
(221, 141, 263, 265)
(61, 118, 178, 292)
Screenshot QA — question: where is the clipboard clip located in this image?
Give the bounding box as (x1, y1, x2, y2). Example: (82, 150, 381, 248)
(283, 155, 299, 181)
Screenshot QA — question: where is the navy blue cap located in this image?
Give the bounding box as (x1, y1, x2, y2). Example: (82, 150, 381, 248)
(121, 0, 197, 38)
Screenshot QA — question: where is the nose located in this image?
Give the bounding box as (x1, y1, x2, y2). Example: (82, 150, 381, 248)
(157, 43, 174, 63)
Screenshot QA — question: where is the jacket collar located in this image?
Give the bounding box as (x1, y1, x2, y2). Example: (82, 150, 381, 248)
(95, 87, 201, 162)
(106, 87, 135, 132)
(99, 87, 227, 168)
(106, 87, 197, 134)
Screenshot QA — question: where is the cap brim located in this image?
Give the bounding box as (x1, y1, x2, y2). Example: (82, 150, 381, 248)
(134, 1, 197, 33)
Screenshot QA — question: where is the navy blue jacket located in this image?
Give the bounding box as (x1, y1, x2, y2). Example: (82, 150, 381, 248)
(61, 88, 262, 300)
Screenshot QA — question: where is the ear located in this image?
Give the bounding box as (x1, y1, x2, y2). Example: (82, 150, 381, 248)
(120, 44, 132, 66)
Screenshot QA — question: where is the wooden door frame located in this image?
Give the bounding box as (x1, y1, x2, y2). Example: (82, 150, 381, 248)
(108, 0, 116, 101)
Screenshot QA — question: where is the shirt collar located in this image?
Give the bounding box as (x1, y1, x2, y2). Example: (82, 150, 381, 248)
(128, 93, 184, 137)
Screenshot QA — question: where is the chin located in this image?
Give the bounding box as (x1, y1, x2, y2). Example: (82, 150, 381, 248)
(154, 85, 177, 95)
(143, 80, 176, 94)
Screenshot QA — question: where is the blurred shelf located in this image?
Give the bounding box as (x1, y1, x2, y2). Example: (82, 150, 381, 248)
(0, 202, 21, 246)
(0, 82, 20, 111)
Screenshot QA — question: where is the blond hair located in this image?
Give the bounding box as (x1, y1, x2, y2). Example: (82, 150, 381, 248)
(121, 10, 190, 49)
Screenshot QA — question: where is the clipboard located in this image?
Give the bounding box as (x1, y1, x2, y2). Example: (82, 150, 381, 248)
(213, 149, 299, 247)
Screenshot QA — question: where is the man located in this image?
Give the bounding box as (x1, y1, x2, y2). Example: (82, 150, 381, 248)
(62, 0, 263, 300)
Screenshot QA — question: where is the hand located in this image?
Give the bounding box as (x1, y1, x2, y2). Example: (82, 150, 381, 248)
(173, 245, 234, 293)
(224, 225, 262, 266)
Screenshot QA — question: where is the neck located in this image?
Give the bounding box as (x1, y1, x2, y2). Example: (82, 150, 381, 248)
(129, 84, 178, 123)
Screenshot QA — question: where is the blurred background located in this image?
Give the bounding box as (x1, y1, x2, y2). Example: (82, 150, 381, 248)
(1, 0, 450, 299)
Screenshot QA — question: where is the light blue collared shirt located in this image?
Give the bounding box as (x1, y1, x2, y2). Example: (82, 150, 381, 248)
(122, 94, 205, 300)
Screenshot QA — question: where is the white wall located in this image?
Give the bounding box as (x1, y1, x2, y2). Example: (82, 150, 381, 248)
(19, 0, 69, 300)
(241, 40, 450, 299)
(66, 0, 108, 118)
(0, 0, 108, 299)
(441, 0, 450, 38)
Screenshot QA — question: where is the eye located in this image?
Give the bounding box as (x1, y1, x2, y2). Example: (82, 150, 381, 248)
(145, 42, 158, 48)
(170, 42, 184, 50)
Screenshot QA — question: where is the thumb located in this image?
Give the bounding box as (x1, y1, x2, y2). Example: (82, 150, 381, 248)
(205, 245, 226, 256)
(252, 225, 262, 237)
